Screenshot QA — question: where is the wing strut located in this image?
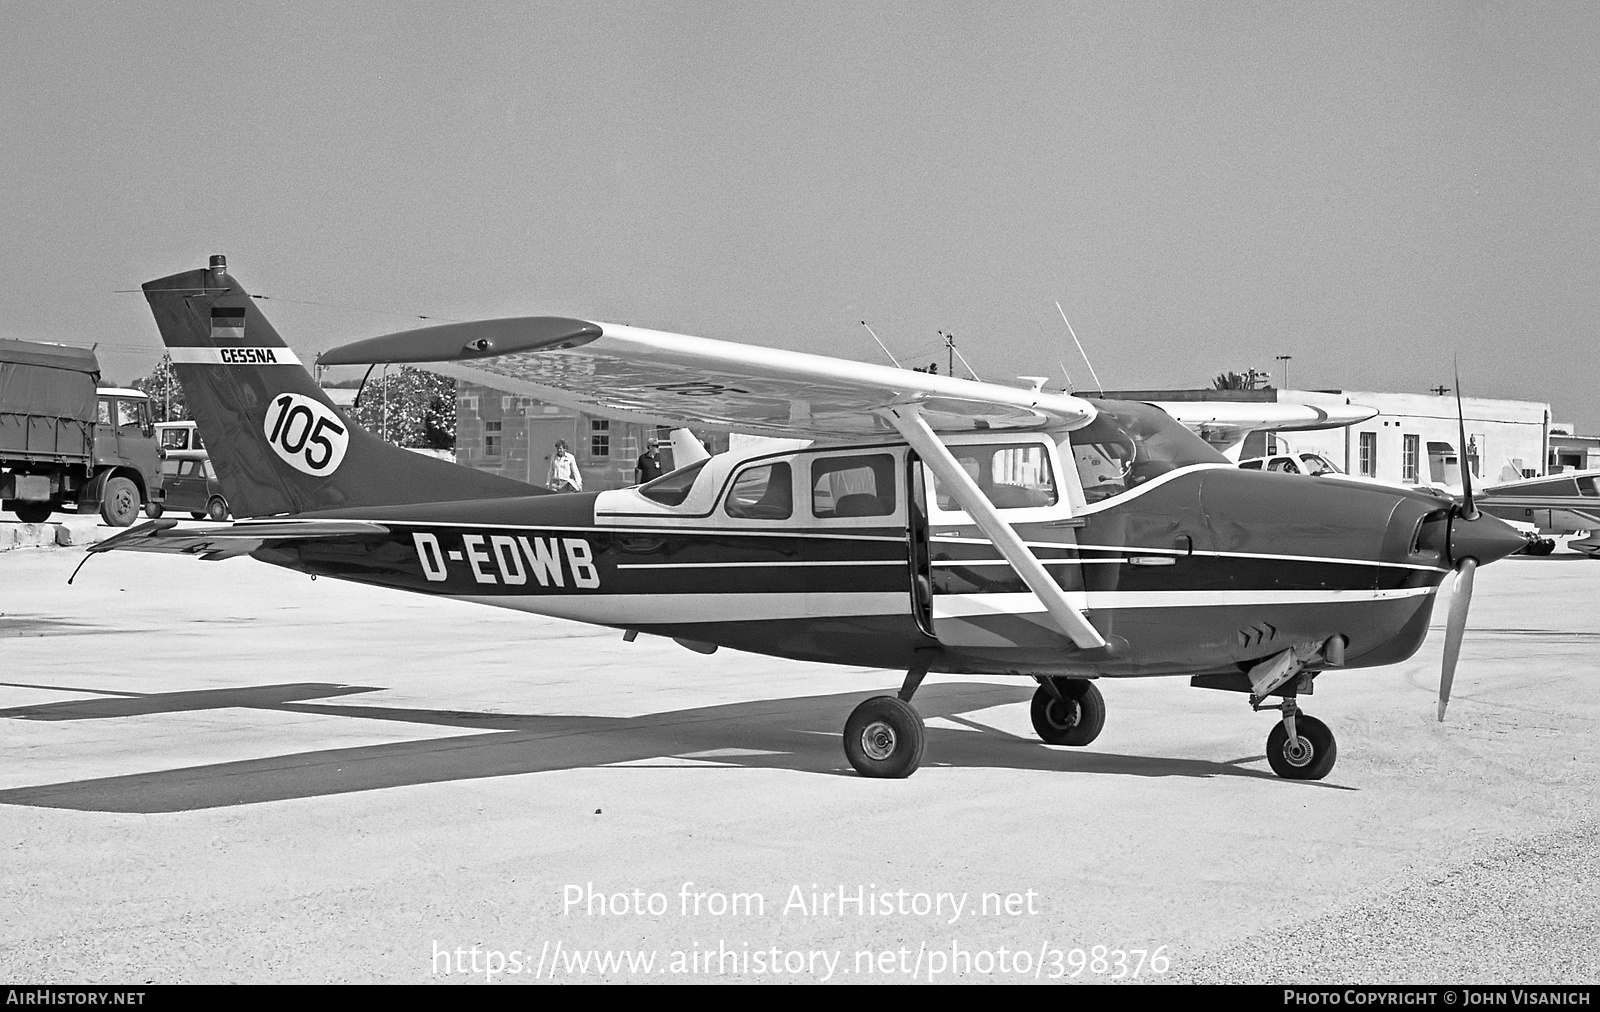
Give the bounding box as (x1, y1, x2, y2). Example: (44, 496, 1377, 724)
(882, 406, 1108, 651)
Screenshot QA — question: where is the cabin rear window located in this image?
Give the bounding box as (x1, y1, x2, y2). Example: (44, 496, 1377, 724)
(639, 460, 708, 506)
(724, 462, 793, 520)
(811, 454, 896, 518)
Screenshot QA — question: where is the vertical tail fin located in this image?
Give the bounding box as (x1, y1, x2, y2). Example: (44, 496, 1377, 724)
(142, 256, 535, 517)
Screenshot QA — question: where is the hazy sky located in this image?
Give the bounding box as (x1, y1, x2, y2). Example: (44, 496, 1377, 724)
(4, 2, 1597, 428)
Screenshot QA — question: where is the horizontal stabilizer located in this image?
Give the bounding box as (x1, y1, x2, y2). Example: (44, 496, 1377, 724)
(91, 519, 391, 560)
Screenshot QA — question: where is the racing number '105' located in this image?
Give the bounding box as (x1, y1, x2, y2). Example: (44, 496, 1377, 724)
(263, 392, 350, 477)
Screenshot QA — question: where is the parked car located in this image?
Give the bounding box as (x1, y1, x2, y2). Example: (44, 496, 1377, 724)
(147, 452, 229, 521)
(1238, 449, 1455, 498)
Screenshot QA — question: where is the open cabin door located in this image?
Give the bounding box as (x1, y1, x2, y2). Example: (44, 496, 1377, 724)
(912, 435, 1089, 649)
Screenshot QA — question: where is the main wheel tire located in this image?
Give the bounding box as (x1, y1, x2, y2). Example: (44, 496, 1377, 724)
(1030, 679, 1106, 746)
(207, 496, 229, 522)
(843, 695, 926, 778)
(14, 502, 53, 524)
(99, 477, 139, 527)
(1266, 714, 1338, 781)
(145, 502, 164, 519)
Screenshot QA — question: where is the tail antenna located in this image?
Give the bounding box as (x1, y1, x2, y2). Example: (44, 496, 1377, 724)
(1055, 301, 1104, 396)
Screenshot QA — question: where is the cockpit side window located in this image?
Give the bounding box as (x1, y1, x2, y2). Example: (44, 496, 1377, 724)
(927, 442, 1057, 512)
(1070, 401, 1227, 503)
(639, 460, 708, 506)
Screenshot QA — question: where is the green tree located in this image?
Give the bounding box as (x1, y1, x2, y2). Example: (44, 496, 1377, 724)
(132, 353, 187, 421)
(1213, 368, 1270, 390)
(350, 366, 456, 449)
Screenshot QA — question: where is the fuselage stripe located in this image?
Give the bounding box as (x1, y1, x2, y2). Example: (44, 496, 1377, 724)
(616, 560, 902, 570)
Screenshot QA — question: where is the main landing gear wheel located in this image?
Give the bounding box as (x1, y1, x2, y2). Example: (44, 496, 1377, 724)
(1266, 714, 1337, 781)
(843, 695, 926, 779)
(1030, 679, 1105, 746)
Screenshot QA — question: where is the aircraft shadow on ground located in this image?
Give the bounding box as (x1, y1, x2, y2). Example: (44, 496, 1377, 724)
(0, 679, 1315, 813)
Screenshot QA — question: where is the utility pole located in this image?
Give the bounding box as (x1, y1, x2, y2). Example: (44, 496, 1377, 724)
(944, 332, 954, 378)
(1275, 354, 1293, 390)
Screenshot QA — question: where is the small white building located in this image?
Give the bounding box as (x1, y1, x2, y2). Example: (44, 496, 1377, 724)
(1272, 390, 1549, 487)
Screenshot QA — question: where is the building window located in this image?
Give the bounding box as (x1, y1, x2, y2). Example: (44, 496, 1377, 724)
(461, 395, 479, 414)
(590, 418, 610, 458)
(1359, 432, 1377, 477)
(1402, 434, 1420, 483)
(484, 420, 502, 458)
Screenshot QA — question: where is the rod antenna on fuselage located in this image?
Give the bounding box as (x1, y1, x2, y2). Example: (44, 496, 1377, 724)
(1055, 357, 1076, 393)
(860, 321, 902, 369)
(1033, 318, 1075, 392)
(1055, 301, 1103, 396)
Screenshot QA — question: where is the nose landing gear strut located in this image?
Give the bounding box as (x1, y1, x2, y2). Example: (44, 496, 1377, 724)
(1254, 690, 1338, 781)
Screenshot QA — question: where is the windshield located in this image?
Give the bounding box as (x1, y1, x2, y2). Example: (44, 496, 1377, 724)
(639, 459, 708, 506)
(1070, 400, 1227, 502)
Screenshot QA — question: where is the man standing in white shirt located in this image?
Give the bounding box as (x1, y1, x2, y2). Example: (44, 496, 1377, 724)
(547, 439, 583, 493)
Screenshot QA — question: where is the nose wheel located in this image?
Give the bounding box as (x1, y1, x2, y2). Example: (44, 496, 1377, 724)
(1264, 703, 1337, 780)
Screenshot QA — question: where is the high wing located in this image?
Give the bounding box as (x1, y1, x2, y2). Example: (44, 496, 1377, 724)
(318, 317, 1098, 439)
(1156, 400, 1379, 458)
(89, 519, 391, 561)
(321, 315, 1108, 649)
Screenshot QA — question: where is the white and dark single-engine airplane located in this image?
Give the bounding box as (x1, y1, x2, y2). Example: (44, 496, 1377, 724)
(91, 256, 1529, 781)
(1472, 471, 1600, 558)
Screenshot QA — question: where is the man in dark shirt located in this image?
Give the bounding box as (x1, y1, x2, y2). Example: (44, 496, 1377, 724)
(635, 439, 667, 485)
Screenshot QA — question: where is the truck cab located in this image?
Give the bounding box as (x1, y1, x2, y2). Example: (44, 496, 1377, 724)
(154, 420, 203, 454)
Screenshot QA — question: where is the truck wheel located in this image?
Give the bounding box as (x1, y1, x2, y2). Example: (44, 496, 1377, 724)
(145, 502, 165, 520)
(14, 502, 53, 524)
(207, 496, 229, 522)
(99, 477, 139, 527)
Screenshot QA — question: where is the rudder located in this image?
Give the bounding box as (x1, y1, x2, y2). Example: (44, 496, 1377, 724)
(143, 255, 536, 517)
